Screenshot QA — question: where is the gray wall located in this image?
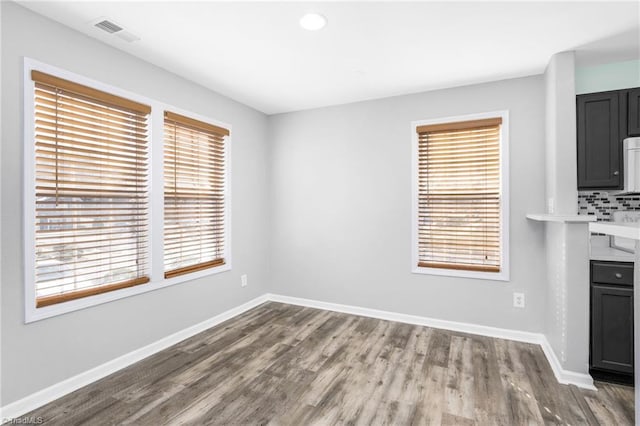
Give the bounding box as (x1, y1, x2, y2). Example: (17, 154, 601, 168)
(1, 1, 555, 407)
(1, 2, 270, 405)
(268, 76, 547, 332)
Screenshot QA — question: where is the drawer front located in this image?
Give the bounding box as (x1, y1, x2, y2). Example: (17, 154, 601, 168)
(591, 261, 634, 286)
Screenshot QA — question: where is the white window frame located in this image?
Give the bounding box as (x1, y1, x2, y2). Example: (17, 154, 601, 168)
(23, 58, 232, 323)
(411, 110, 510, 282)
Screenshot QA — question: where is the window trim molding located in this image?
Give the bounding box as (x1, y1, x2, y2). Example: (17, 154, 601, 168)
(411, 110, 510, 282)
(23, 58, 232, 323)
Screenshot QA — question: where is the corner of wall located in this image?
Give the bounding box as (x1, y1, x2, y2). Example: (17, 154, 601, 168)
(542, 51, 590, 377)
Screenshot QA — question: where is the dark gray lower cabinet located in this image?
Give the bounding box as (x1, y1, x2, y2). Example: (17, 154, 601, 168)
(590, 260, 634, 384)
(591, 284, 634, 372)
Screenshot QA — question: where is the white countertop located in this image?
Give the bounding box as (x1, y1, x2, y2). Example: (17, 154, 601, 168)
(590, 222, 640, 240)
(526, 213, 596, 223)
(590, 235, 636, 262)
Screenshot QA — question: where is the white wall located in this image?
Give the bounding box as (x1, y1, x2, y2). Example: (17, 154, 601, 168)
(268, 76, 547, 332)
(542, 52, 590, 375)
(543, 222, 591, 374)
(1, 2, 270, 405)
(544, 52, 578, 215)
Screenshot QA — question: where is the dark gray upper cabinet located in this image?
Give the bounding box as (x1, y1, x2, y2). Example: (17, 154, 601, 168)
(628, 88, 640, 136)
(577, 91, 621, 189)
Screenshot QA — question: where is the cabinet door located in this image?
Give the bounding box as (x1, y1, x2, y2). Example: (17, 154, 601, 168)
(577, 92, 621, 189)
(628, 88, 640, 136)
(591, 284, 634, 374)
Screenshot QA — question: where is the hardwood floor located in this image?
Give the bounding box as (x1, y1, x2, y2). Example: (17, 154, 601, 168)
(24, 302, 634, 425)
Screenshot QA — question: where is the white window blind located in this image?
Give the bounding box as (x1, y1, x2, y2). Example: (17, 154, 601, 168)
(32, 70, 151, 307)
(416, 117, 502, 273)
(163, 111, 229, 278)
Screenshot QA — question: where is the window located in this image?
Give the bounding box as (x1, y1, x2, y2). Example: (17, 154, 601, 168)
(163, 111, 229, 278)
(412, 112, 509, 281)
(31, 70, 151, 307)
(24, 59, 231, 322)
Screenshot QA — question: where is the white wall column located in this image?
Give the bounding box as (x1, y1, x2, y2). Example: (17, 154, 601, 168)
(527, 50, 593, 385)
(545, 51, 578, 214)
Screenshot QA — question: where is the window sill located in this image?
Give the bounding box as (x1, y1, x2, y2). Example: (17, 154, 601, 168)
(25, 263, 231, 323)
(412, 266, 509, 282)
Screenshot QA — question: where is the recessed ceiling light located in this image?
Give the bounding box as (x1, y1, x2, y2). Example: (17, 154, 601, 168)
(299, 13, 327, 31)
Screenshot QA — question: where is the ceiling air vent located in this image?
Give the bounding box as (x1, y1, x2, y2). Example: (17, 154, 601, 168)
(90, 17, 140, 43)
(94, 19, 123, 34)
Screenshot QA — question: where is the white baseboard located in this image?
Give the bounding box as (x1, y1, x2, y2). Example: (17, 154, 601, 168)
(540, 336, 597, 390)
(0, 294, 269, 421)
(267, 293, 542, 344)
(267, 293, 595, 390)
(1, 292, 595, 420)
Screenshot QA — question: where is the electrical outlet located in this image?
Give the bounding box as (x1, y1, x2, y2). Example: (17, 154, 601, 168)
(241, 274, 248, 287)
(513, 292, 525, 308)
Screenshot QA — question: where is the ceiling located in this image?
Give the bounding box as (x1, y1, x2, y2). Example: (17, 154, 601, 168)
(18, 1, 640, 115)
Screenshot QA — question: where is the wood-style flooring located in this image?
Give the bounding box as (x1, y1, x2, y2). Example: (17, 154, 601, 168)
(25, 302, 634, 425)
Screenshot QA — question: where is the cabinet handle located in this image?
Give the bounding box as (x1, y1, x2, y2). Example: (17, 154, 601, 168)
(614, 171, 620, 176)
(615, 272, 623, 278)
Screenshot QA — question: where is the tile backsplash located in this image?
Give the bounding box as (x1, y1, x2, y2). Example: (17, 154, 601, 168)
(578, 191, 640, 221)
